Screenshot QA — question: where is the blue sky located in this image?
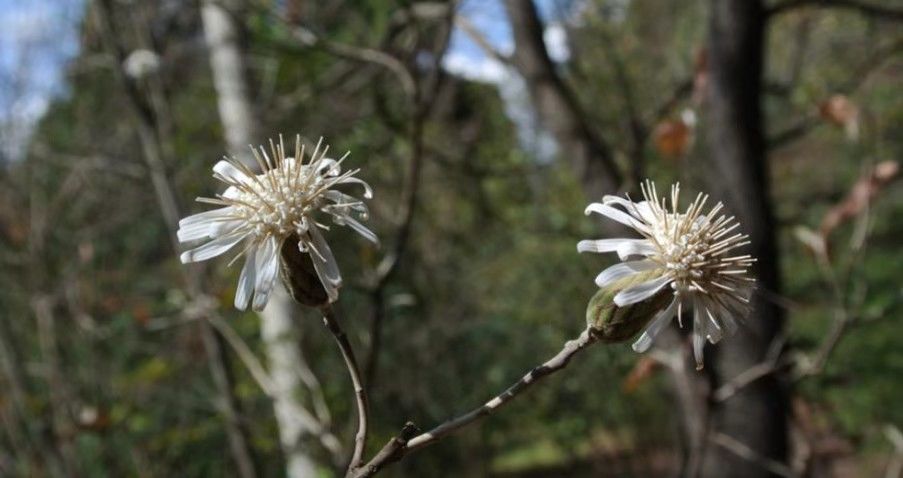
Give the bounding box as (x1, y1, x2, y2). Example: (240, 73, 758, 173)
(0, 0, 82, 159)
(0, 0, 576, 159)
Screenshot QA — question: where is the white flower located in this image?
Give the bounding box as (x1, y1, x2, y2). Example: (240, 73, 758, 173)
(179, 135, 377, 310)
(578, 181, 755, 369)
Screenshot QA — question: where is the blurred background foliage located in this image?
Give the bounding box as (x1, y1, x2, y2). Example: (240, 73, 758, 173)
(0, 0, 901, 476)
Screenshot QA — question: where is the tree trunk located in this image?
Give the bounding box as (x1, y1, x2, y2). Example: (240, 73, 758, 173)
(200, 1, 322, 475)
(702, 0, 787, 476)
(503, 0, 622, 200)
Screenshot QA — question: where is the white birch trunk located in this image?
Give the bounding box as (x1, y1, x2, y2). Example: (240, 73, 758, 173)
(200, 2, 321, 476)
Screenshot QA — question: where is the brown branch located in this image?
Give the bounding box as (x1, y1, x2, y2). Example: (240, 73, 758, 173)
(768, 36, 903, 149)
(768, 0, 903, 21)
(268, 5, 416, 97)
(320, 305, 369, 476)
(93, 2, 259, 476)
(351, 328, 599, 478)
(649, 78, 694, 127)
(454, 13, 512, 65)
(364, 9, 453, 390)
(504, 0, 622, 198)
(710, 432, 797, 478)
(599, 28, 646, 187)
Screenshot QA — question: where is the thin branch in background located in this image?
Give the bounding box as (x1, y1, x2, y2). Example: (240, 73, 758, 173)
(271, 11, 415, 96)
(93, 2, 259, 476)
(454, 13, 512, 65)
(713, 332, 790, 402)
(504, 0, 622, 198)
(710, 432, 797, 478)
(768, 37, 903, 150)
(768, 0, 903, 21)
(364, 8, 453, 390)
(32, 295, 81, 477)
(599, 27, 646, 187)
(351, 328, 599, 478)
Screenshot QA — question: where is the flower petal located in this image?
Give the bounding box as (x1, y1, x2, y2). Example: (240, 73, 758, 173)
(614, 275, 672, 306)
(337, 176, 373, 199)
(585, 203, 648, 233)
(179, 231, 245, 263)
(234, 247, 257, 310)
(325, 190, 369, 215)
(308, 227, 342, 302)
(177, 207, 236, 243)
(340, 215, 379, 245)
(213, 160, 253, 185)
(252, 237, 279, 311)
(705, 308, 724, 344)
(595, 260, 657, 288)
(632, 297, 678, 353)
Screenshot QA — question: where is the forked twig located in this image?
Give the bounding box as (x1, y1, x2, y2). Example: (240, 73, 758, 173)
(350, 328, 599, 478)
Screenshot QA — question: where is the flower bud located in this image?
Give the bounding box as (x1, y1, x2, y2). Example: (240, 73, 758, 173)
(586, 271, 673, 343)
(279, 234, 329, 308)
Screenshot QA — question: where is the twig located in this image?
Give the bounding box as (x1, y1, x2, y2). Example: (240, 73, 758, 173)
(94, 3, 259, 475)
(714, 331, 789, 402)
(711, 432, 797, 478)
(768, 37, 903, 150)
(320, 305, 369, 476)
(209, 313, 344, 457)
(209, 315, 277, 395)
(768, 0, 903, 21)
(277, 18, 415, 96)
(454, 13, 511, 65)
(351, 327, 599, 478)
(364, 8, 453, 390)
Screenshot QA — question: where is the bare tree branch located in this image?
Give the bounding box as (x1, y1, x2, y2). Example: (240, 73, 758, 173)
(320, 306, 369, 476)
(93, 2, 260, 476)
(768, 0, 903, 21)
(365, 9, 453, 390)
(504, 0, 622, 198)
(454, 13, 511, 65)
(768, 37, 903, 149)
(351, 328, 599, 478)
(710, 432, 797, 478)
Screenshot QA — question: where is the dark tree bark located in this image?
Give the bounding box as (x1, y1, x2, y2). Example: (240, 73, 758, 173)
(702, 0, 788, 476)
(503, 0, 622, 200)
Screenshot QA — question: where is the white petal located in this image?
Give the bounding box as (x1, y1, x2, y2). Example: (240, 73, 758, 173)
(222, 186, 241, 200)
(602, 197, 658, 225)
(632, 297, 678, 353)
(706, 308, 723, 344)
(234, 248, 257, 310)
(316, 158, 340, 177)
(252, 238, 279, 311)
(340, 215, 379, 245)
(179, 231, 245, 263)
(594, 260, 657, 288)
(633, 201, 659, 224)
(585, 203, 648, 232)
(213, 160, 252, 185)
(325, 190, 369, 215)
(337, 177, 373, 199)
(177, 207, 235, 243)
(614, 275, 672, 306)
(578, 238, 632, 253)
(616, 240, 656, 260)
(308, 227, 342, 302)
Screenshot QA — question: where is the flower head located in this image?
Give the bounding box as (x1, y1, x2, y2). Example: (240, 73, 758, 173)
(179, 135, 377, 310)
(578, 180, 755, 368)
